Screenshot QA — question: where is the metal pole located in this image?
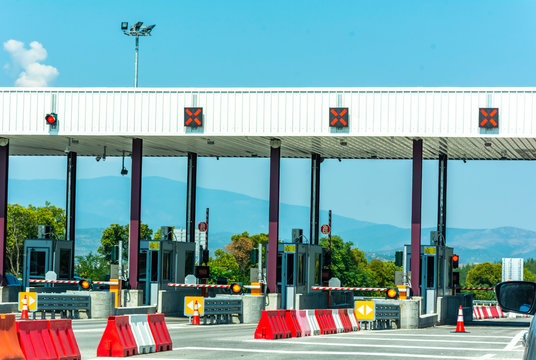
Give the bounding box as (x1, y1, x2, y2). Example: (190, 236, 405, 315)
(134, 36, 139, 88)
(206, 208, 209, 249)
(258, 243, 262, 283)
(118, 240, 123, 279)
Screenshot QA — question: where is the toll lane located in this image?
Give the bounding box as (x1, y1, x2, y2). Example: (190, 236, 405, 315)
(78, 317, 529, 360)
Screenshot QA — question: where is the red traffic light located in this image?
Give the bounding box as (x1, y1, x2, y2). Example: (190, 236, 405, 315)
(452, 254, 459, 269)
(45, 113, 57, 125)
(386, 287, 399, 299)
(79, 279, 91, 289)
(230, 282, 243, 294)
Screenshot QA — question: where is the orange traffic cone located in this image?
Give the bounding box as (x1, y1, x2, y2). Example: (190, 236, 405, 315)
(20, 295, 29, 320)
(192, 300, 200, 325)
(452, 305, 468, 333)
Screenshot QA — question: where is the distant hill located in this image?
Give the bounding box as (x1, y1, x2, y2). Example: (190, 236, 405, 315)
(9, 176, 536, 264)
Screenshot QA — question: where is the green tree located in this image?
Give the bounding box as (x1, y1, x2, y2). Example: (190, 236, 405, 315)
(75, 252, 109, 280)
(6, 202, 66, 276)
(97, 223, 153, 262)
(319, 236, 376, 288)
(466, 262, 502, 300)
(207, 249, 245, 284)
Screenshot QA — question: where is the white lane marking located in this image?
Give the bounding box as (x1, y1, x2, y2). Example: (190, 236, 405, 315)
(346, 332, 516, 339)
(172, 346, 482, 359)
(326, 336, 508, 345)
(244, 339, 522, 352)
(504, 330, 526, 351)
(477, 355, 495, 360)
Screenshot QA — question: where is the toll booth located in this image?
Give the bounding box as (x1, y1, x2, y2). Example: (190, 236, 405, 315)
(403, 242, 454, 314)
(271, 242, 324, 309)
(23, 226, 74, 289)
(139, 236, 196, 306)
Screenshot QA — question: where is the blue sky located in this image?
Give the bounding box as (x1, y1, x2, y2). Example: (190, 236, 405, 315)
(2, 1, 536, 233)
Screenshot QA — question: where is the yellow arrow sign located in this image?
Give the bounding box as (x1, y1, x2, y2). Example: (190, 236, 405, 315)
(355, 300, 375, 320)
(184, 296, 204, 316)
(19, 292, 38, 311)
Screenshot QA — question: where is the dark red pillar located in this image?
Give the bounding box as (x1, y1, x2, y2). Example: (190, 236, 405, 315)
(267, 140, 281, 293)
(65, 151, 77, 279)
(129, 138, 143, 290)
(410, 139, 423, 296)
(0, 142, 7, 286)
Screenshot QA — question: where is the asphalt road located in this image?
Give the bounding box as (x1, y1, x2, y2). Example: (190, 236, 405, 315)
(73, 317, 530, 360)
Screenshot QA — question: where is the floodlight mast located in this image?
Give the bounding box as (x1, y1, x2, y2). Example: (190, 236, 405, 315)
(121, 21, 156, 88)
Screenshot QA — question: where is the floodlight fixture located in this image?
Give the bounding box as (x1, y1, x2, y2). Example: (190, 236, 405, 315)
(121, 20, 156, 87)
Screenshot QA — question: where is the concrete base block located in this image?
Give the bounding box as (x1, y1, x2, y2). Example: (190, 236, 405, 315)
(158, 288, 201, 316)
(89, 291, 115, 319)
(0, 286, 20, 303)
(399, 299, 420, 329)
(296, 292, 328, 310)
(265, 293, 280, 310)
(115, 305, 157, 315)
(242, 295, 265, 323)
(122, 290, 143, 307)
(0, 302, 18, 313)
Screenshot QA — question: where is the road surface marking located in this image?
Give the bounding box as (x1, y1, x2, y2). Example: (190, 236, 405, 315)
(327, 336, 508, 344)
(172, 346, 486, 359)
(245, 339, 523, 352)
(504, 330, 526, 351)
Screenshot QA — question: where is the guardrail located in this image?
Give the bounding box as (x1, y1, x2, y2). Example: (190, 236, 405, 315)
(203, 297, 243, 325)
(34, 293, 91, 319)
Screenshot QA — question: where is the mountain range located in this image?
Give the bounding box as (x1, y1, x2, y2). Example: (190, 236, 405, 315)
(8, 176, 536, 264)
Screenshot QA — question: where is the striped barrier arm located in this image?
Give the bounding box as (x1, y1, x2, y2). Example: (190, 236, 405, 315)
(29, 279, 119, 285)
(311, 286, 388, 291)
(168, 283, 231, 288)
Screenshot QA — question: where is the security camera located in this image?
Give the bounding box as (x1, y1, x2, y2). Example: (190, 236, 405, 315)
(96, 156, 101, 162)
(121, 168, 128, 176)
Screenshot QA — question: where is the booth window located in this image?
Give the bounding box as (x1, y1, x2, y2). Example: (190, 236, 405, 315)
(314, 254, 320, 285)
(59, 249, 71, 279)
(426, 256, 435, 288)
(162, 251, 171, 281)
(151, 251, 158, 282)
(139, 252, 147, 280)
(185, 251, 195, 276)
(276, 253, 282, 283)
(298, 254, 304, 285)
(286, 254, 294, 285)
(29, 249, 47, 276)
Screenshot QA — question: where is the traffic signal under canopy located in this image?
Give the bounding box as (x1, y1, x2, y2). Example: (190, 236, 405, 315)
(452, 254, 459, 269)
(45, 113, 57, 126)
(386, 287, 399, 299)
(79, 279, 91, 290)
(230, 282, 243, 294)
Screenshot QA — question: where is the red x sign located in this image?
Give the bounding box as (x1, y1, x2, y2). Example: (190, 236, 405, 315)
(479, 108, 499, 129)
(185, 107, 203, 128)
(329, 108, 349, 128)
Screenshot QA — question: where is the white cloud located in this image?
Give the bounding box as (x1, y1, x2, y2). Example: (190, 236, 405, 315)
(3, 40, 59, 87)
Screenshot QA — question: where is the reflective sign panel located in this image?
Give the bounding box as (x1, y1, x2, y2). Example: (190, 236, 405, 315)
(479, 108, 499, 128)
(329, 108, 349, 128)
(185, 107, 203, 128)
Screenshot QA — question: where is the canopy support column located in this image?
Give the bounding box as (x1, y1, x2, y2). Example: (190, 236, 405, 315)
(66, 151, 77, 279)
(310, 153, 321, 245)
(410, 139, 423, 296)
(186, 152, 197, 243)
(437, 153, 447, 244)
(129, 138, 143, 290)
(0, 142, 7, 286)
(268, 139, 281, 293)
